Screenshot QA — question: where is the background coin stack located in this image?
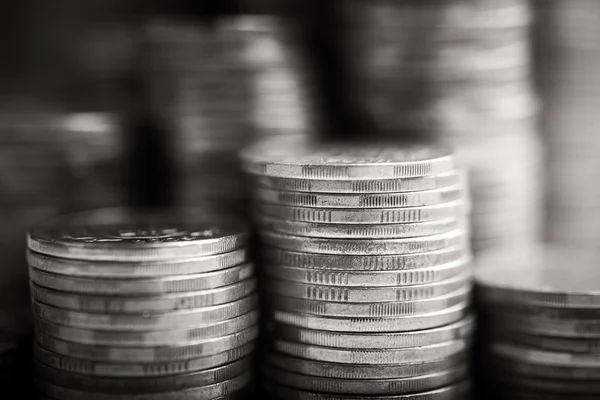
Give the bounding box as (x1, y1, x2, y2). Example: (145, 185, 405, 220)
(26, 208, 258, 399)
(335, 0, 543, 254)
(535, 0, 600, 247)
(142, 14, 321, 216)
(476, 246, 600, 399)
(241, 137, 474, 399)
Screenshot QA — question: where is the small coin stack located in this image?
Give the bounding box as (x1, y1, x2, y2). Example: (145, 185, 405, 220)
(476, 245, 600, 399)
(241, 137, 474, 399)
(26, 208, 257, 400)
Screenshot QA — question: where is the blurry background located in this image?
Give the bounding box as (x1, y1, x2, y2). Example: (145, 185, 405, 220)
(0, 0, 597, 380)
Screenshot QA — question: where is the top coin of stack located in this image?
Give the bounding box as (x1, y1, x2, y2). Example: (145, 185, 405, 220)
(27, 207, 258, 400)
(476, 245, 600, 399)
(242, 137, 474, 399)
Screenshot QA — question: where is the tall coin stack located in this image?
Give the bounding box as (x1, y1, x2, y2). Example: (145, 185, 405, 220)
(242, 137, 474, 399)
(476, 246, 600, 399)
(336, 0, 543, 254)
(27, 208, 258, 399)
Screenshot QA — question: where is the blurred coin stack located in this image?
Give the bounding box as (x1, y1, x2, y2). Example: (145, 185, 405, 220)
(27, 208, 258, 399)
(336, 0, 543, 253)
(142, 14, 321, 215)
(476, 246, 600, 399)
(536, 0, 600, 246)
(242, 137, 474, 399)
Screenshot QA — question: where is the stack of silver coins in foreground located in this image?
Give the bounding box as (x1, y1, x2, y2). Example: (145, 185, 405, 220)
(476, 246, 600, 399)
(26, 208, 257, 399)
(242, 137, 474, 399)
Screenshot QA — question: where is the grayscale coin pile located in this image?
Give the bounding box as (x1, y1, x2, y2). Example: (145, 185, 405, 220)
(337, 0, 543, 254)
(26, 208, 258, 399)
(241, 137, 474, 399)
(476, 246, 600, 399)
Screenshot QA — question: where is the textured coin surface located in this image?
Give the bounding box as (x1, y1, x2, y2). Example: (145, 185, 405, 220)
(259, 229, 466, 255)
(35, 357, 251, 393)
(32, 295, 257, 330)
(37, 372, 252, 399)
(491, 329, 600, 353)
(272, 315, 474, 348)
(487, 313, 600, 338)
(27, 248, 249, 277)
(475, 245, 600, 308)
(262, 258, 471, 286)
(241, 138, 455, 179)
(264, 365, 468, 395)
(491, 342, 600, 368)
(28, 207, 248, 261)
(265, 352, 468, 379)
(34, 311, 259, 346)
(37, 327, 258, 362)
(257, 217, 462, 239)
(30, 263, 254, 295)
(34, 343, 256, 377)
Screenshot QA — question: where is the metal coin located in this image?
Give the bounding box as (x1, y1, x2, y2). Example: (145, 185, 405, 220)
(262, 247, 468, 271)
(491, 329, 600, 353)
(28, 207, 249, 261)
(241, 138, 456, 179)
(263, 365, 468, 395)
(265, 272, 471, 302)
(495, 374, 600, 393)
(272, 315, 474, 348)
(34, 310, 259, 346)
(36, 327, 258, 362)
(26, 248, 249, 277)
(35, 357, 251, 393)
(265, 352, 469, 379)
(488, 313, 600, 338)
(491, 342, 600, 368)
(490, 356, 600, 380)
(34, 343, 256, 377)
(259, 229, 466, 255)
(29, 263, 254, 295)
(262, 258, 471, 286)
(32, 296, 257, 330)
(37, 372, 252, 399)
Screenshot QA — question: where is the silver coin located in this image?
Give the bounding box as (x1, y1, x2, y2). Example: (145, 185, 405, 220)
(489, 303, 600, 321)
(30, 279, 256, 313)
(490, 355, 600, 380)
(259, 229, 466, 255)
(26, 248, 249, 277)
(475, 245, 600, 308)
(34, 343, 256, 377)
(257, 217, 462, 239)
(254, 185, 463, 208)
(35, 357, 251, 393)
(27, 207, 248, 261)
(272, 314, 474, 348)
(489, 313, 600, 338)
(265, 352, 468, 379)
(32, 295, 257, 330)
(264, 365, 468, 395)
(37, 372, 251, 399)
(264, 380, 471, 399)
(252, 171, 462, 193)
(265, 272, 471, 302)
(256, 201, 466, 224)
(491, 342, 600, 368)
(496, 374, 600, 393)
(272, 301, 469, 332)
(34, 310, 259, 346)
(491, 329, 600, 353)
(262, 247, 468, 271)
(29, 263, 254, 295)
(36, 327, 258, 362)
(267, 287, 470, 317)
(241, 138, 455, 179)
(262, 258, 471, 286)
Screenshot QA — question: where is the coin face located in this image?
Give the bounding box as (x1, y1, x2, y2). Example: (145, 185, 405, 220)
(28, 207, 248, 261)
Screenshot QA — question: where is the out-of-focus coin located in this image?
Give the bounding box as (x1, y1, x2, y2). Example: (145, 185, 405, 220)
(490, 329, 600, 353)
(491, 342, 600, 368)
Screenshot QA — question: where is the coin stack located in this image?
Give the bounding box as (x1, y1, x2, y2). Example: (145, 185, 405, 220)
(476, 245, 600, 399)
(241, 137, 474, 399)
(335, 0, 543, 254)
(26, 208, 258, 399)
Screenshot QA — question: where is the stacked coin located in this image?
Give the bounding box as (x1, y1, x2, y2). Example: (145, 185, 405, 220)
(142, 14, 321, 215)
(476, 245, 600, 399)
(241, 137, 474, 399)
(335, 0, 543, 254)
(27, 207, 257, 399)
